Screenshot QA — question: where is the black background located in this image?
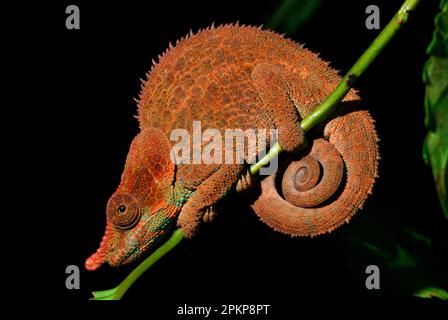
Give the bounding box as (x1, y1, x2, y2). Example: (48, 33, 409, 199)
(19, 0, 447, 315)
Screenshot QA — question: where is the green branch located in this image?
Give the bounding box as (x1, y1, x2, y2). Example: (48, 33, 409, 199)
(90, 0, 421, 300)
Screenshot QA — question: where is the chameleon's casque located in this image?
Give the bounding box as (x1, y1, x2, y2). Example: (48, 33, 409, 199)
(86, 24, 378, 271)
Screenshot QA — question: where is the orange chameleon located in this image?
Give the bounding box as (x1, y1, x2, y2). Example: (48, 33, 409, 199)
(86, 24, 378, 271)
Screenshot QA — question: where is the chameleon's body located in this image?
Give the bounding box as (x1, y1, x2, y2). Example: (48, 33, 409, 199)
(86, 24, 378, 271)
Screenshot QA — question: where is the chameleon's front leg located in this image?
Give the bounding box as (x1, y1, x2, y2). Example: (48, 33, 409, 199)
(177, 163, 245, 237)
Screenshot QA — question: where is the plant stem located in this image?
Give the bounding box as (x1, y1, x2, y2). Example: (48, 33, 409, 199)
(91, 0, 421, 300)
(250, 0, 422, 175)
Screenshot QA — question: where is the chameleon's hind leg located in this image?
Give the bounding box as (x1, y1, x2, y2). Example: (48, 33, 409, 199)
(177, 163, 245, 237)
(251, 63, 305, 153)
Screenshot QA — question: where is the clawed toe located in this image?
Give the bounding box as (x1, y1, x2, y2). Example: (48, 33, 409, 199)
(202, 206, 218, 223)
(236, 169, 257, 193)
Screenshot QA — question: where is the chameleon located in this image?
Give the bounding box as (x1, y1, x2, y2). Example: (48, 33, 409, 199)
(86, 24, 378, 271)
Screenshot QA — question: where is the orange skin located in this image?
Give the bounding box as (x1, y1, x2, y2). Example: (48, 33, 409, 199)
(86, 24, 378, 270)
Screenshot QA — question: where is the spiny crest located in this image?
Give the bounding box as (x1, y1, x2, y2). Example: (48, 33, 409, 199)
(139, 23, 303, 85)
(135, 23, 311, 123)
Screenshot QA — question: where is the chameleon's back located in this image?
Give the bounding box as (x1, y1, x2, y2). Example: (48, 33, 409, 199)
(137, 24, 348, 138)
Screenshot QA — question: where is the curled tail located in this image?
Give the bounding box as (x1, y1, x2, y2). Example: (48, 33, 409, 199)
(251, 108, 379, 236)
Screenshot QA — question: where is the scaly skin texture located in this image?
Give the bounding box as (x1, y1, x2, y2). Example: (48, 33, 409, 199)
(86, 24, 378, 271)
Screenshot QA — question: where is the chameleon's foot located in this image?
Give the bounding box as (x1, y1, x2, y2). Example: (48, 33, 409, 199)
(236, 169, 258, 193)
(203, 206, 218, 223)
(177, 164, 243, 238)
(178, 205, 219, 235)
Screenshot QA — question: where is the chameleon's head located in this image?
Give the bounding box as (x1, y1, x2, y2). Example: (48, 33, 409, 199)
(85, 128, 177, 271)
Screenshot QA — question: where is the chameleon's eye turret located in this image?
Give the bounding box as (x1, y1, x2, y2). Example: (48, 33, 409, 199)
(107, 192, 141, 230)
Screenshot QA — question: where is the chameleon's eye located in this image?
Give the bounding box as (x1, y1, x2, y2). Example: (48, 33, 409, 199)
(107, 192, 141, 230)
(118, 205, 127, 214)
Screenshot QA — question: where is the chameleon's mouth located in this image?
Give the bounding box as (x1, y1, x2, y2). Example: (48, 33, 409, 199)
(85, 220, 170, 271)
(108, 225, 171, 268)
(84, 225, 138, 271)
(86, 207, 179, 271)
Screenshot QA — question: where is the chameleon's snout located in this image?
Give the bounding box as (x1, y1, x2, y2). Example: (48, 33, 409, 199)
(85, 253, 104, 271)
(85, 224, 114, 271)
